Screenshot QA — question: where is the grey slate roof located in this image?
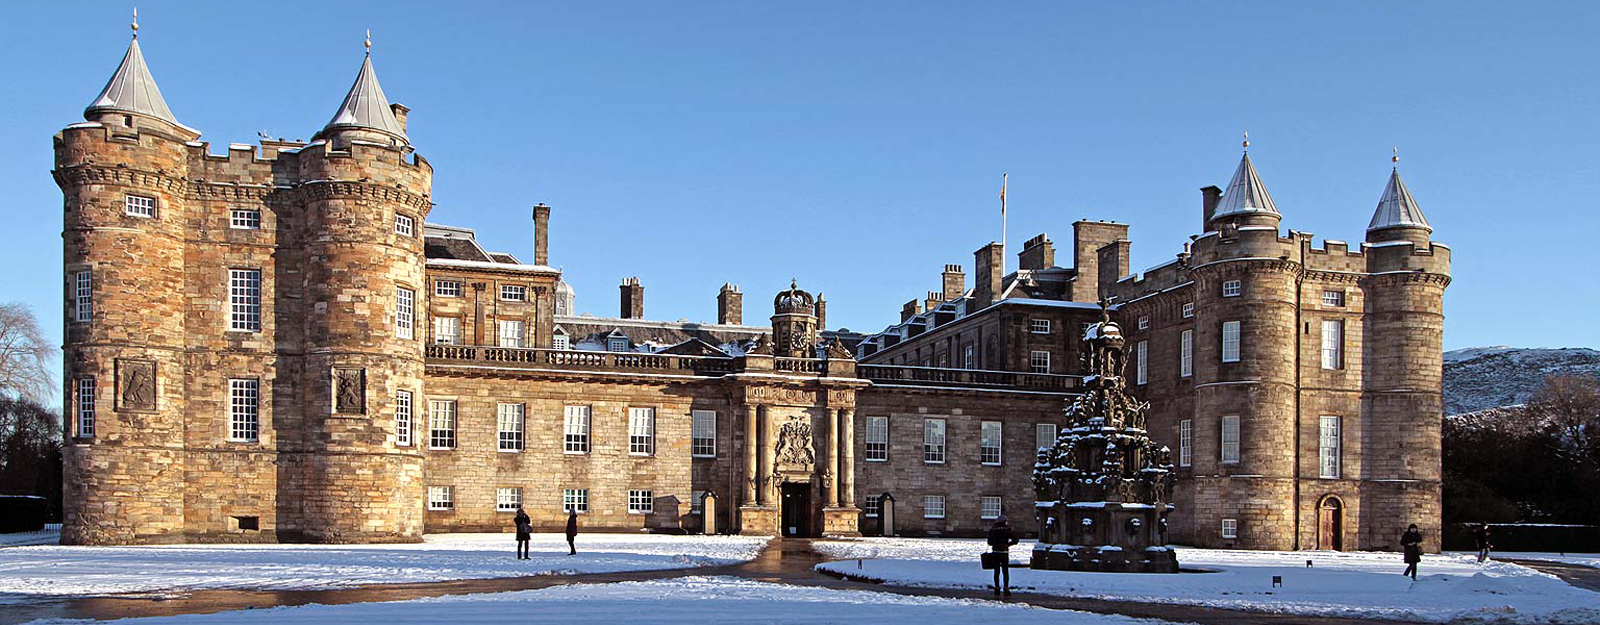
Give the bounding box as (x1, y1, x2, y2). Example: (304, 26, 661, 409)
(1368, 169, 1431, 233)
(322, 54, 408, 142)
(86, 38, 178, 124)
(1212, 153, 1280, 220)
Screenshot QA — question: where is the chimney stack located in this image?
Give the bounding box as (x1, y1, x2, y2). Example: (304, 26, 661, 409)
(1096, 241, 1131, 302)
(941, 264, 965, 301)
(390, 103, 410, 135)
(1201, 185, 1222, 233)
(972, 242, 1004, 310)
(816, 292, 827, 330)
(925, 291, 945, 311)
(619, 277, 643, 319)
(900, 298, 922, 322)
(717, 283, 742, 325)
(1018, 233, 1055, 270)
(532, 203, 551, 266)
(1071, 221, 1131, 303)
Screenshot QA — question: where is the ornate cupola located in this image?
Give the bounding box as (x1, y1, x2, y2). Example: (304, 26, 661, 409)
(1208, 133, 1281, 231)
(84, 10, 193, 137)
(314, 31, 410, 150)
(770, 279, 819, 358)
(1366, 149, 1433, 245)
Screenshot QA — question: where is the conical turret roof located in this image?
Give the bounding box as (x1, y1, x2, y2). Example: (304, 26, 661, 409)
(321, 53, 408, 143)
(85, 38, 178, 124)
(1368, 168, 1431, 233)
(1212, 153, 1280, 220)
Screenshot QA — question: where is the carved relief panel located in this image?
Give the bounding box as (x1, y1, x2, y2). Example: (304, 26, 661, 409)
(115, 359, 157, 412)
(333, 368, 366, 414)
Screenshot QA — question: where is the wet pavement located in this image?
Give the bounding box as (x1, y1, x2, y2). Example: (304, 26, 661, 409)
(0, 539, 1554, 625)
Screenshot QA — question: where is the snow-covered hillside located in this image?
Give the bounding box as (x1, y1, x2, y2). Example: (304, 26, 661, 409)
(1444, 347, 1600, 415)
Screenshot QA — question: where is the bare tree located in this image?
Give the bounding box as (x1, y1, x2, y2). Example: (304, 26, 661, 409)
(0, 303, 55, 403)
(1528, 374, 1600, 471)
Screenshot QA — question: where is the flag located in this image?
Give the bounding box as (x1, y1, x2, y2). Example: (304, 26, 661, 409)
(1000, 173, 1008, 216)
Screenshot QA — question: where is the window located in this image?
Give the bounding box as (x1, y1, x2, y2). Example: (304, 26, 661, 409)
(500, 319, 525, 348)
(1322, 290, 1345, 307)
(1138, 316, 1150, 330)
(428, 400, 456, 449)
(963, 345, 975, 369)
(981, 496, 1003, 520)
(1222, 280, 1242, 297)
(864, 495, 881, 518)
(607, 336, 629, 352)
(691, 410, 716, 457)
(923, 495, 945, 519)
(432, 316, 461, 345)
(980, 421, 1002, 465)
(1182, 302, 1195, 318)
(1220, 415, 1240, 464)
(1136, 340, 1148, 385)
(1221, 321, 1241, 363)
(628, 489, 653, 514)
(434, 280, 462, 298)
(496, 487, 522, 512)
(1320, 416, 1341, 478)
(691, 490, 705, 514)
(1030, 318, 1051, 334)
(428, 486, 453, 510)
(74, 270, 92, 323)
(1221, 518, 1238, 539)
(396, 287, 415, 340)
(564, 405, 591, 453)
(497, 403, 525, 452)
(1180, 329, 1194, 378)
(76, 378, 96, 438)
(1321, 319, 1344, 370)
(564, 488, 589, 513)
(124, 194, 156, 218)
(1179, 419, 1193, 467)
(553, 333, 570, 350)
(923, 418, 946, 463)
(628, 407, 655, 455)
(500, 284, 526, 301)
(1036, 423, 1057, 450)
(228, 269, 262, 332)
(395, 390, 413, 446)
(229, 378, 259, 442)
(1029, 350, 1050, 374)
(394, 214, 415, 237)
(230, 208, 261, 230)
(864, 416, 888, 461)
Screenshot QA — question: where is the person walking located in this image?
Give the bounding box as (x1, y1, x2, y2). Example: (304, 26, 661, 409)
(1400, 523, 1423, 580)
(513, 507, 531, 560)
(986, 517, 1019, 596)
(565, 508, 579, 556)
(1473, 523, 1492, 564)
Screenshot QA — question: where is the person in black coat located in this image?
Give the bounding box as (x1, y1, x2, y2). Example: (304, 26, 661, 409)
(1473, 523, 1492, 564)
(514, 507, 531, 560)
(566, 508, 579, 555)
(1400, 524, 1423, 580)
(986, 517, 1019, 596)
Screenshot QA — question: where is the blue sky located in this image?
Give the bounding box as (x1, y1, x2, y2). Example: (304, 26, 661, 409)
(3, 1, 1596, 355)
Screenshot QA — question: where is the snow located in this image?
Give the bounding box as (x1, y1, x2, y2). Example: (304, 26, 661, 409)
(0, 524, 58, 547)
(1487, 552, 1600, 569)
(1444, 346, 1600, 415)
(813, 538, 1600, 624)
(423, 258, 560, 274)
(18, 576, 1164, 625)
(0, 533, 764, 601)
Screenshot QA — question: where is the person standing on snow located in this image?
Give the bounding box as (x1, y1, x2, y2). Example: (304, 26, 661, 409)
(1473, 523, 1492, 564)
(566, 508, 579, 555)
(986, 517, 1019, 596)
(514, 507, 532, 560)
(1401, 524, 1423, 580)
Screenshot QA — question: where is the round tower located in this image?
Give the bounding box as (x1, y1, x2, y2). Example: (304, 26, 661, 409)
(1184, 148, 1300, 550)
(1361, 162, 1449, 551)
(290, 45, 432, 542)
(56, 24, 200, 545)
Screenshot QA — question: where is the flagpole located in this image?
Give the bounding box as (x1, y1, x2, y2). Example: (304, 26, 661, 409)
(1000, 173, 1008, 277)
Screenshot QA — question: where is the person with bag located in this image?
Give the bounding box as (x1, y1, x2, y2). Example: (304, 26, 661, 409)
(985, 517, 1019, 596)
(1400, 524, 1423, 580)
(514, 507, 531, 560)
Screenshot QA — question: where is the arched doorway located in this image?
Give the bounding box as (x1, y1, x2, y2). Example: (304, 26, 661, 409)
(1317, 496, 1343, 551)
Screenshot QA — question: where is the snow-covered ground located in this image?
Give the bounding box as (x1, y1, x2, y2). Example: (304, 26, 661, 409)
(814, 538, 1600, 624)
(1488, 551, 1600, 569)
(10, 576, 1172, 624)
(0, 524, 59, 547)
(0, 533, 764, 602)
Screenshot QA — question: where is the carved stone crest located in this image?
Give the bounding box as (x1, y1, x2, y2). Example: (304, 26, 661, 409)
(773, 417, 815, 470)
(116, 359, 157, 412)
(334, 368, 365, 414)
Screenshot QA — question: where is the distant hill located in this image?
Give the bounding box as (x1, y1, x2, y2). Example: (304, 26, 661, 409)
(1443, 347, 1600, 416)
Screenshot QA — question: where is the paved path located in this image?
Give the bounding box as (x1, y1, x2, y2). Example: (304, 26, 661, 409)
(1505, 558, 1600, 592)
(0, 539, 1436, 625)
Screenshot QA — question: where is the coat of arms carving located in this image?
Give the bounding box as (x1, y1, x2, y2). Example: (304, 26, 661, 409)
(773, 417, 815, 470)
(334, 368, 365, 414)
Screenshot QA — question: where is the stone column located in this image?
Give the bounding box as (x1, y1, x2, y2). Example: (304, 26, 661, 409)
(827, 407, 840, 507)
(743, 405, 759, 505)
(840, 408, 856, 506)
(756, 405, 770, 504)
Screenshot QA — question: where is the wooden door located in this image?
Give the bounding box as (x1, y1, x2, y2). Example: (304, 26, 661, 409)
(1318, 498, 1343, 551)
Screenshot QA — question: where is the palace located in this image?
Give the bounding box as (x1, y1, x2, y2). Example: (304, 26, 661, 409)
(56, 28, 1449, 552)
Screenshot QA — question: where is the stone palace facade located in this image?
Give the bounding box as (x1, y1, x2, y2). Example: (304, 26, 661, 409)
(56, 30, 1450, 552)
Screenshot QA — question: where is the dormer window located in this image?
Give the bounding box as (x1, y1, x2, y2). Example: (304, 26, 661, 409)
(552, 330, 570, 350)
(125, 194, 157, 218)
(607, 335, 630, 352)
